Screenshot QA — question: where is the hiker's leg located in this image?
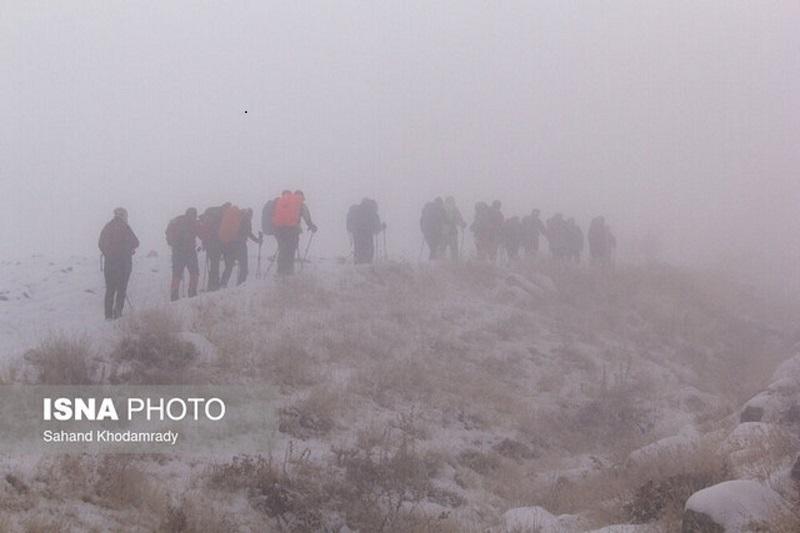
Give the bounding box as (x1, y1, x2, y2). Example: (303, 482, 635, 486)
(103, 258, 115, 319)
(237, 243, 248, 285)
(187, 252, 199, 297)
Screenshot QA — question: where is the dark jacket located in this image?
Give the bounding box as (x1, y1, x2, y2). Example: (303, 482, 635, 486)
(167, 214, 198, 253)
(99, 218, 139, 258)
(348, 200, 382, 237)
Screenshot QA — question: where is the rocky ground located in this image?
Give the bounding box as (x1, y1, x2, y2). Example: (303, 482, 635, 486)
(0, 255, 798, 532)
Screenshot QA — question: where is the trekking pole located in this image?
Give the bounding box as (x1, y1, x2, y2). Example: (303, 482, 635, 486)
(256, 232, 263, 279)
(265, 250, 278, 274)
(126, 294, 135, 313)
(100, 254, 104, 272)
(202, 254, 209, 291)
(301, 232, 315, 271)
(348, 233, 354, 263)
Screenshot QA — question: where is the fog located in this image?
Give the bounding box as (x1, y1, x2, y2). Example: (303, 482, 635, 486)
(2, 1, 798, 289)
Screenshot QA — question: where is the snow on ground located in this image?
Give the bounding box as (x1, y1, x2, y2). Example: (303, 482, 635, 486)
(0, 253, 798, 531)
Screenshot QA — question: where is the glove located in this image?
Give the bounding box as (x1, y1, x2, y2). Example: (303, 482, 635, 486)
(309, 224, 318, 233)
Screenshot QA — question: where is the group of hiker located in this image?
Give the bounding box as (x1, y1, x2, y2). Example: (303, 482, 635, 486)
(420, 197, 467, 261)
(425, 199, 616, 265)
(97, 191, 616, 320)
(97, 190, 317, 319)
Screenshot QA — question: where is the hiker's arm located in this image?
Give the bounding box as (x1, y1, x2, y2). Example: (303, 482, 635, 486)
(301, 205, 317, 232)
(128, 227, 140, 253)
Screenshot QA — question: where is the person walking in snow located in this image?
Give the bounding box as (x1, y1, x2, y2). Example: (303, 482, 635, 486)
(165, 207, 199, 301)
(420, 197, 447, 260)
(521, 209, 547, 256)
(197, 202, 228, 291)
(443, 196, 467, 260)
(347, 198, 384, 264)
(98, 207, 139, 319)
(272, 190, 317, 275)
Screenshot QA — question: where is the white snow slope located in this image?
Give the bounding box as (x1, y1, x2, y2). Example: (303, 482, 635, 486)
(0, 253, 797, 532)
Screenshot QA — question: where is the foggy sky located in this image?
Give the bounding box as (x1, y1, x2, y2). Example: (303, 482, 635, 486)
(2, 1, 798, 288)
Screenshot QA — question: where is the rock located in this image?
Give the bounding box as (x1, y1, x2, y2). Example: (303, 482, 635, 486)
(682, 509, 724, 533)
(771, 353, 800, 383)
(505, 273, 546, 297)
(739, 405, 764, 423)
(741, 387, 800, 426)
(628, 426, 699, 464)
(5, 473, 28, 494)
(492, 438, 537, 462)
(683, 480, 791, 532)
(791, 456, 800, 483)
(502, 506, 582, 532)
(588, 526, 651, 533)
(721, 422, 796, 479)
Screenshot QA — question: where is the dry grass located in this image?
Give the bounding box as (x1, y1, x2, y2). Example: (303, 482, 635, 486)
(109, 309, 198, 385)
(5, 260, 798, 530)
(159, 492, 240, 533)
(528, 437, 731, 529)
(23, 333, 95, 385)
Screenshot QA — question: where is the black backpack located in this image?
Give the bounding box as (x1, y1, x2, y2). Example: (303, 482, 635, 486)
(165, 216, 182, 247)
(261, 199, 276, 236)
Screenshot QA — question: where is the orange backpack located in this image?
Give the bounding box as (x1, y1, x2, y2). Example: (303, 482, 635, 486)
(271, 193, 302, 228)
(218, 206, 242, 244)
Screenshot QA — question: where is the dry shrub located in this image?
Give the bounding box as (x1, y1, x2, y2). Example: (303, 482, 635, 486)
(38, 454, 94, 498)
(122, 307, 183, 337)
(22, 515, 77, 533)
(259, 338, 319, 390)
(534, 439, 730, 528)
(457, 449, 501, 476)
(351, 357, 436, 409)
(93, 455, 167, 514)
(332, 427, 441, 532)
(530, 363, 656, 455)
(279, 386, 346, 440)
(207, 452, 327, 530)
(23, 333, 95, 385)
(159, 492, 239, 533)
(109, 309, 197, 385)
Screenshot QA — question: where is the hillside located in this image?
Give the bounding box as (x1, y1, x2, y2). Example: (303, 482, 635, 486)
(0, 255, 798, 532)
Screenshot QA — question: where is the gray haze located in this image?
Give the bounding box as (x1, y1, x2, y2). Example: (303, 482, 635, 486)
(2, 2, 798, 288)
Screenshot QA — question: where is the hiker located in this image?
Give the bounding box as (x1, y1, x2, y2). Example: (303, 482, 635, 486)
(218, 204, 242, 288)
(272, 190, 317, 275)
(197, 203, 228, 291)
(165, 207, 199, 301)
(98, 207, 139, 320)
(443, 196, 466, 260)
(588, 216, 615, 266)
(546, 213, 568, 259)
(347, 198, 384, 264)
(521, 209, 547, 256)
(486, 200, 505, 262)
(566, 218, 584, 263)
(420, 198, 447, 260)
(233, 208, 262, 284)
(471, 202, 491, 260)
(502, 216, 524, 260)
